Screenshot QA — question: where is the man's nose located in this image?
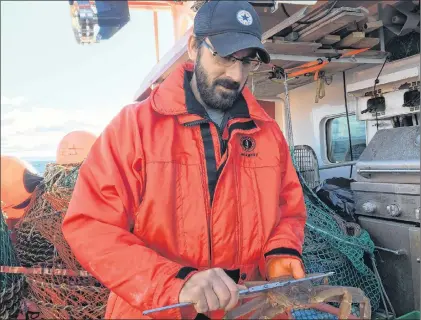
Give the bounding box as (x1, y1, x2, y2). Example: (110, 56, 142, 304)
(225, 61, 244, 83)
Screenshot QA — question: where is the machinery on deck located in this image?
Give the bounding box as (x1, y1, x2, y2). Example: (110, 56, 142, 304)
(351, 125, 420, 316)
(347, 55, 420, 316)
(68, 0, 130, 44)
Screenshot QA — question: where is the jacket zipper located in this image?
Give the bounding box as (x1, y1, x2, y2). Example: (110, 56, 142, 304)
(184, 118, 226, 268)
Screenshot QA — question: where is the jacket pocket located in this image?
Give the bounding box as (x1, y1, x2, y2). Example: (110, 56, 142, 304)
(235, 162, 282, 265)
(134, 162, 209, 267)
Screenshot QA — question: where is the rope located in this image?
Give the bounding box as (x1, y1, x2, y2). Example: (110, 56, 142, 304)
(283, 74, 295, 150)
(0, 275, 26, 319)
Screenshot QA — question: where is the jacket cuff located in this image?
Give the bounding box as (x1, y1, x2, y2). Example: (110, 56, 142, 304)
(175, 266, 199, 280)
(264, 248, 305, 281)
(173, 267, 200, 319)
(264, 247, 302, 260)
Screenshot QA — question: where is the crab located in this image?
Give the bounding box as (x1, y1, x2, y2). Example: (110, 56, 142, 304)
(224, 274, 371, 320)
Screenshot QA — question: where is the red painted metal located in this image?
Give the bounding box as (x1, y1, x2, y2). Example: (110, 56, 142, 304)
(153, 11, 160, 63)
(127, 1, 178, 9)
(258, 100, 276, 120)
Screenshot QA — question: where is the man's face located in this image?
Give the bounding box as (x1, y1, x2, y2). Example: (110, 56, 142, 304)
(193, 40, 254, 111)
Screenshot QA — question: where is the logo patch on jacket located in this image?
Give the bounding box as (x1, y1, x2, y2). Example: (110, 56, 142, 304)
(240, 136, 258, 157)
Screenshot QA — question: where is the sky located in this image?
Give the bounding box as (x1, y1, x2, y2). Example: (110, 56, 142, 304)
(1, 1, 175, 160)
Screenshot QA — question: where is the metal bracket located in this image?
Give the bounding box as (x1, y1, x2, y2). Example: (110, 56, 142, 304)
(268, 65, 285, 80)
(375, 246, 407, 256)
(271, 0, 279, 13)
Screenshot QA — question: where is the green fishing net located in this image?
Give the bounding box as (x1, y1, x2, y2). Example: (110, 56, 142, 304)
(0, 210, 26, 319)
(1, 153, 387, 320)
(291, 150, 386, 318)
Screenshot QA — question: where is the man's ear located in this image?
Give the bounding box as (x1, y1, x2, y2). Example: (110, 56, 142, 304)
(187, 35, 198, 61)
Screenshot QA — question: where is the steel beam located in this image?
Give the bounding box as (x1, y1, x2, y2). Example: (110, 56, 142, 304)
(319, 161, 357, 170)
(270, 53, 386, 64)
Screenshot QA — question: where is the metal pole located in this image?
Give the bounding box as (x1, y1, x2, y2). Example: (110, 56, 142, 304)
(270, 54, 386, 64)
(377, 3, 386, 52)
(342, 72, 354, 178)
(319, 161, 358, 170)
(153, 11, 160, 63)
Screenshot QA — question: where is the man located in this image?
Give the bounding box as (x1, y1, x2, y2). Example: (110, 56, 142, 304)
(62, 1, 307, 319)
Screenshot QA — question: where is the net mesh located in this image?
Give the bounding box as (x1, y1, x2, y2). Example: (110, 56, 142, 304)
(3, 155, 384, 318)
(12, 162, 110, 319)
(26, 274, 108, 319)
(281, 73, 384, 317)
(1, 209, 26, 319)
(291, 150, 383, 318)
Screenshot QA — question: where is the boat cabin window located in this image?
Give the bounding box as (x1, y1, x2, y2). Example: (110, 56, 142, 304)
(325, 115, 367, 163)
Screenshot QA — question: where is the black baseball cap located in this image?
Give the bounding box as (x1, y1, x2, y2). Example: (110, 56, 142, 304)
(193, 1, 271, 64)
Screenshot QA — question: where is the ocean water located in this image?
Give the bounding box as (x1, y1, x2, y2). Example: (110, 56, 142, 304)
(29, 160, 51, 176)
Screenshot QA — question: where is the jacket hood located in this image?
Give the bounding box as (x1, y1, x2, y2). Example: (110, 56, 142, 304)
(150, 61, 273, 122)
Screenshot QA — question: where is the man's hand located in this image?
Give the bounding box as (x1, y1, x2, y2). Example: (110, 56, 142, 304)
(266, 256, 305, 280)
(179, 268, 244, 314)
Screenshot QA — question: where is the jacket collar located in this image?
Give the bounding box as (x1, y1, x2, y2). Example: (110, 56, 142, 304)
(150, 62, 272, 123)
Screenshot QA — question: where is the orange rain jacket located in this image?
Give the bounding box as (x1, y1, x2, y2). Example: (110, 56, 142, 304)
(62, 62, 307, 319)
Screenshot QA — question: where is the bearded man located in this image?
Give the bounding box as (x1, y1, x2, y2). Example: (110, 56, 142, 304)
(62, 1, 307, 319)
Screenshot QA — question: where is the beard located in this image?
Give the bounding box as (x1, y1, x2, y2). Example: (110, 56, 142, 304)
(194, 51, 245, 111)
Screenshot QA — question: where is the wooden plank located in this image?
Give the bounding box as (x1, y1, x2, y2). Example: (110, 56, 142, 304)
(299, 10, 367, 42)
(341, 16, 380, 34)
(292, 1, 336, 34)
(297, 7, 366, 36)
(350, 37, 380, 49)
(336, 32, 366, 48)
(272, 36, 285, 43)
(320, 35, 341, 45)
(262, 6, 309, 41)
(264, 41, 322, 55)
(363, 20, 383, 33)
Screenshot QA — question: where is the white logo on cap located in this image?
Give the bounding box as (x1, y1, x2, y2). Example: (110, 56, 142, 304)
(237, 10, 253, 26)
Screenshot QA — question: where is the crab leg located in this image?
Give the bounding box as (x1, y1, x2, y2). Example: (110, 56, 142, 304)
(224, 295, 267, 319)
(249, 304, 267, 319)
(309, 286, 352, 319)
(260, 306, 290, 319)
(359, 297, 371, 320)
(312, 285, 371, 320)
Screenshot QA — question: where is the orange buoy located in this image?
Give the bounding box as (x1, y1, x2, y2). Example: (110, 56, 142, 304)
(1, 156, 43, 219)
(56, 130, 97, 165)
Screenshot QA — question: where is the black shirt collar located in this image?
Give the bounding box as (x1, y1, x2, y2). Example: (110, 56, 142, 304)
(183, 70, 251, 120)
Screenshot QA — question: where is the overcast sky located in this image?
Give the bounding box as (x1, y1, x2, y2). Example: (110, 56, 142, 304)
(1, 1, 174, 160)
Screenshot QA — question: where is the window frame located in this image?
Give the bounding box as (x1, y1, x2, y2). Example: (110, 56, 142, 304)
(321, 112, 368, 164)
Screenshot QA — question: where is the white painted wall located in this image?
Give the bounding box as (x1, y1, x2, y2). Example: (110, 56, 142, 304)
(276, 72, 359, 181)
(274, 100, 285, 133)
(262, 55, 420, 185)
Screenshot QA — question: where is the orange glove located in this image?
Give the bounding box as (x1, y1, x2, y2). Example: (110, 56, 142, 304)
(266, 256, 305, 280)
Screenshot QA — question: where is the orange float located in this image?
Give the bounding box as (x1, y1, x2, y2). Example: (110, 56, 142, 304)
(56, 130, 97, 165)
(1, 156, 43, 220)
